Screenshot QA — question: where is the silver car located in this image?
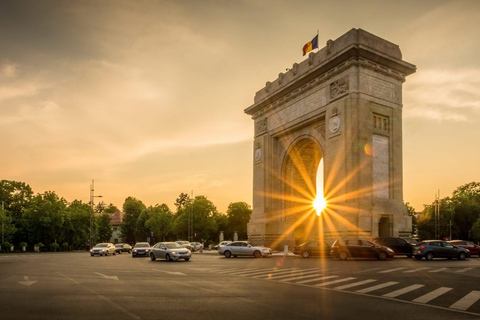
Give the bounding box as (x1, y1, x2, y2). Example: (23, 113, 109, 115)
(90, 243, 116, 256)
(190, 242, 203, 251)
(150, 242, 191, 262)
(214, 240, 232, 250)
(218, 241, 272, 258)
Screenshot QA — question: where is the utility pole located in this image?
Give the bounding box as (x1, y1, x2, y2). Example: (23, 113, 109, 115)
(89, 180, 102, 249)
(1, 201, 4, 244)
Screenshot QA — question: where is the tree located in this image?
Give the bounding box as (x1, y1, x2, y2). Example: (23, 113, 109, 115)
(0, 180, 34, 244)
(174, 192, 190, 213)
(23, 192, 67, 247)
(135, 210, 150, 242)
(226, 202, 252, 240)
(96, 213, 113, 242)
(0, 205, 16, 243)
(104, 203, 120, 214)
(145, 204, 174, 242)
(64, 200, 91, 249)
(173, 195, 218, 242)
(119, 197, 146, 244)
(405, 202, 417, 236)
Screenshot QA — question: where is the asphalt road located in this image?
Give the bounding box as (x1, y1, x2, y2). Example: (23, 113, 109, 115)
(1, 251, 480, 320)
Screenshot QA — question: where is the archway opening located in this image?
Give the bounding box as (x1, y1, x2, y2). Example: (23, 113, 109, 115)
(314, 158, 325, 216)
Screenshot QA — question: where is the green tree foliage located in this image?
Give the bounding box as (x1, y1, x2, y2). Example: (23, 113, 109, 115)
(213, 213, 228, 241)
(405, 202, 417, 236)
(119, 197, 146, 244)
(64, 200, 92, 249)
(173, 195, 218, 242)
(96, 213, 113, 242)
(135, 210, 150, 242)
(0, 180, 33, 243)
(23, 192, 67, 246)
(0, 205, 16, 242)
(174, 192, 190, 213)
(104, 203, 120, 214)
(145, 204, 174, 242)
(226, 202, 252, 240)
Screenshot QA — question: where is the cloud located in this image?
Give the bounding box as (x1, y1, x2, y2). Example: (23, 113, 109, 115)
(404, 69, 480, 122)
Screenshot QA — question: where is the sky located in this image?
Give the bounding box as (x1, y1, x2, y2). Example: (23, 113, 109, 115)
(1, 0, 479, 213)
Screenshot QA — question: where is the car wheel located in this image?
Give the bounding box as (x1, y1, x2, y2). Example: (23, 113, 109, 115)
(302, 251, 310, 258)
(415, 256, 422, 260)
(233, 255, 238, 258)
(90, 254, 94, 257)
(165, 254, 171, 262)
(128, 250, 132, 254)
(105, 251, 108, 256)
(113, 252, 116, 256)
(224, 251, 232, 258)
(425, 252, 434, 261)
(339, 251, 348, 260)
(185, 258, 190, 261)
(254, 250, 261, 258)
(378, 252, 387, 261)
(150, 253, 156, 261)
(118, 251, 121, 254)
(458, 252, 466, 260)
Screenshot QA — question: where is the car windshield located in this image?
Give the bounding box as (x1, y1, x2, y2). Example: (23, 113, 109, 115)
(115, 244, 123, 248)
(166, 243, 183, 249)
(135, 243, 150, 248)
(94, 244, 107, 248)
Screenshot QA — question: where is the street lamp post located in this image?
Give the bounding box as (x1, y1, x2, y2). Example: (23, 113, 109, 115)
(89, 180, 102, 249)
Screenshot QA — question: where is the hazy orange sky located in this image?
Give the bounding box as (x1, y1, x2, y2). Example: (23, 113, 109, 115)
(1, 0, 479, 213)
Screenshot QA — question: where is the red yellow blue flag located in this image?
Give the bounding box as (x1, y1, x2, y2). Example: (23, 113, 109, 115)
(302, 34, 319, 56)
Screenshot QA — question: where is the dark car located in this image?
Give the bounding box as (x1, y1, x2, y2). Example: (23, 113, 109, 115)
(115, 243, 132, 254)
(132, 242, 151, 257)
(331, 239, 394, 260)
(373, 237, 415, 257)
(293, 241, 331, 258)
(413, 240, 469, 260)
(449, 240, 480, 257)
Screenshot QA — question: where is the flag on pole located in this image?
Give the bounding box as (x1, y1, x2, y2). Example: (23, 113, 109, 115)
(302, 34, 319, 56)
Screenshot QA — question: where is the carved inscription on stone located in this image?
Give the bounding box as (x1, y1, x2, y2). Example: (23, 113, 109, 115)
(255, 118, 268, 136)
(367, 75, 395, 101)
(330, 77, 349, 99)
(269, 88, 327, 130)
(372, 134, 389, 199)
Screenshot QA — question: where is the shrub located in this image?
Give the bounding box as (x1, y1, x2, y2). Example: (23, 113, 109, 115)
(62, 242, 69, 251)
(2, 241, 12, 252)
(50, 242, 60, 252)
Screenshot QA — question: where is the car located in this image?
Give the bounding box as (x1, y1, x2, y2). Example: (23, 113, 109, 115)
(176, 240, 193, 251)
(330, 239, 394, 260)
(150, 242, 191, 262)
(90, 243, 116, 256)
(413, 240, 470, 260)
(218, 241, 272, 258)
(293, 241, 331, 258)
(449, 240, 480, 257)
(373, 237, 415, 257)
(214, 241, 232, 250)
(114, 243, 132, 254)
(132, 242, 151, 257)
(190, 242, 203, 251)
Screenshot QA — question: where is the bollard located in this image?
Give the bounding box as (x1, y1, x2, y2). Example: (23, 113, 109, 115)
(284, 245, 288, 257)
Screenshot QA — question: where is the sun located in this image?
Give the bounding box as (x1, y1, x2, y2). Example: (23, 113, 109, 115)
(313, 197, 327, 216)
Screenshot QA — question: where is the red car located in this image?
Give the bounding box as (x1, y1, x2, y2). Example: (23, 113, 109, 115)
(449, 240, 480, 257)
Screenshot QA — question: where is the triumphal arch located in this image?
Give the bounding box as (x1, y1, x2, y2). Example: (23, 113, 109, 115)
(245, 29, 416, 249)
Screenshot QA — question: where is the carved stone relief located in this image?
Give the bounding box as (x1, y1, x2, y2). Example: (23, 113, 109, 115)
(330, 77, 349, 99)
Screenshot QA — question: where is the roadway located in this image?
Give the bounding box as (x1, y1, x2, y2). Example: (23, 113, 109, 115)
(1, 251, 480, 320)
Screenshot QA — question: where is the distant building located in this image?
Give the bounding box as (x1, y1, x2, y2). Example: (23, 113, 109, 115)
(108, 211, 124, 244)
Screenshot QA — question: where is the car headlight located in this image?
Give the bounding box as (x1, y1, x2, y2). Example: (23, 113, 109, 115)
(171, 251, 177, 254)
(387, 248, 394, 253)
(133, 249, 137, 252)
(262, 249, 270, 253)
(146, 249, 150, 252)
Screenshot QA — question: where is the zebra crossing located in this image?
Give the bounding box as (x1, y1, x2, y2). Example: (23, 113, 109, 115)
(209, 266, 480, 314)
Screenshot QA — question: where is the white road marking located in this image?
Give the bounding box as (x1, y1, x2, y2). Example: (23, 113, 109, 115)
(354, 267, 382, 274)
(450, 291, 480, 310)
(273, 270, 324, 281)
(214, 268, 263, 274)
(412, 287, 453, 304)
(383, 284, 425, 298)
(403, 267, 430, 273)
(429, 268, 448, 273)
(253, 268, 317, 279)
(296, 275, 338, 285)
(315, 277, 356, 287)
(378, 267, 406, 273)
(456, 267, 474, 273)
(94, 272, 119, 280)
(151, 269, 186, 276)
(333, 279, 377, 290)
(243, 268, 300, 277)
(356, 281, 398, 294)
(18, 275, 37, 286)
(280, 273, 329, 283)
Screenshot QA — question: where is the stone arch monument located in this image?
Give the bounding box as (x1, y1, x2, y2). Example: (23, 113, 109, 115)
(244, 29, 416, 249)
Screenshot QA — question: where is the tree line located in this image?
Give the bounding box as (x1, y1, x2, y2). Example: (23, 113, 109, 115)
(416, 182, 480, 242)
(0, 180, 252, 252)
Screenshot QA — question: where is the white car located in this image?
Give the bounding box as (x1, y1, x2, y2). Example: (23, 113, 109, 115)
(176, 240, 193, 251)
(218, 241, 272, 258)
(90, 243, 116, 256)
(190, 242, 203, 251)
